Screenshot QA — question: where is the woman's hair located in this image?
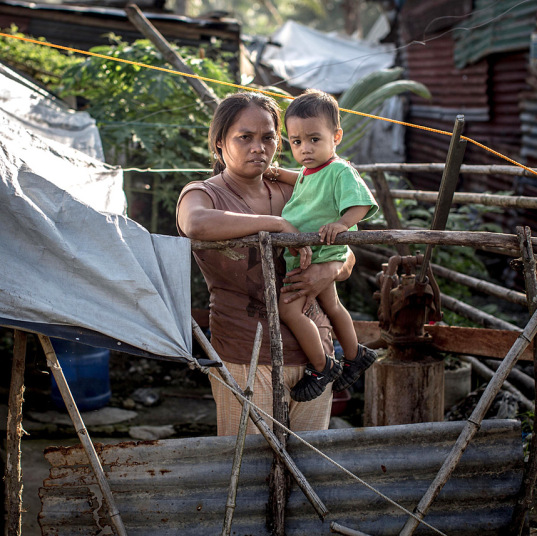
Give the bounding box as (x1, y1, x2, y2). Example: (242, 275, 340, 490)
(284, 88, 340, 131)
(209, 92, 282, 175)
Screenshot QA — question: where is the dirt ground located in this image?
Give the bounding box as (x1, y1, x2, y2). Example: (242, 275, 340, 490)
(1, 331, 536, 534)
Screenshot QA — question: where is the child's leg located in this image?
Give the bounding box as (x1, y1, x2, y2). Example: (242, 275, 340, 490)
(317, 282, 378, 393)
(279, 294, 342, 402)
(316, 282, 358, 360)
(278, 294, 326, 371)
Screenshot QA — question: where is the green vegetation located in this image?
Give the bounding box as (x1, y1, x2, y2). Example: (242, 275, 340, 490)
(56, 35, 234, 232)
(0, 25, 82, 89)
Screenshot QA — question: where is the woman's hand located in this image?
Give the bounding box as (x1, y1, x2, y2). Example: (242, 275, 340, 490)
(280, 261, 343, 313)
(287, 245, 312, 270)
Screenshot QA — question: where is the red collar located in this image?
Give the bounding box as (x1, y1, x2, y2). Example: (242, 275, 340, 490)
(303, 156, 338, 176)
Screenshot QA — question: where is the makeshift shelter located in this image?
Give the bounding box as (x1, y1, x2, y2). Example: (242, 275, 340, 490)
(260, 20, 395, 94)
(0, 62, 192, 359)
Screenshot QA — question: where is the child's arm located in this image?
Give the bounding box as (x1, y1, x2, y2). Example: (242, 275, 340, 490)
(319, 205, 371, 245)
(264, 165, 300, 186)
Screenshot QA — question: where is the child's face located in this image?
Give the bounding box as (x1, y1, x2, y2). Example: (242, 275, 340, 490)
(286, 115, 342, 169)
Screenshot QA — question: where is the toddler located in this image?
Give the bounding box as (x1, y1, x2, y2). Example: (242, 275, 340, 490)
(279, 89, 379, 402)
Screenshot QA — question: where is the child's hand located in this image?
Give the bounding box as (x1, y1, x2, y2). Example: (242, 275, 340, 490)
(319, 222, 348, 245)
(288, 245, 312, 269)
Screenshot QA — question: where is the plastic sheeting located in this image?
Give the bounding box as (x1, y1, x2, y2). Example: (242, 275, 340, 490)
(261, 20, 395, 94)
(0, 106, 193, 361)
(0, 63, 105, 161)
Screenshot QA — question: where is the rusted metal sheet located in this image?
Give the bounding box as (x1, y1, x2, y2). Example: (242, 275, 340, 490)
(39, 420, 523, 535)
(399, 0, 537, 228)
(405, 34, 489, 119)
(521, 73, 537, 167)
(399, 0, 473, 43)
(0, 0, 241, 68)
(453, 0, 537, 69)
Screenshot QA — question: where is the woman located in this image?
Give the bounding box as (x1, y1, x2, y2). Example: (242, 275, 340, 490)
(176, 92, 355, 436)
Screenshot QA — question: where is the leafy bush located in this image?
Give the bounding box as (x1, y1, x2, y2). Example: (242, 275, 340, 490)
(0, 25, 82, 89)
(56, 35, 234, 232)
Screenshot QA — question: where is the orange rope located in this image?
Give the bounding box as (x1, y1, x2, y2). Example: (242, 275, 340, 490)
(2, 31, 536, 177)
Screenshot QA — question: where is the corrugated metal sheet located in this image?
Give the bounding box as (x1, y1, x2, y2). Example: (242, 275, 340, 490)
(399, 0, 537, 229)
(0, 0, 241, 64)
(399, 0, 473, 43)
(453, 0, 537, 69)
(520, 65, 537, 167)
(39, 420, 523, 535)
(405, 34, 489, 118)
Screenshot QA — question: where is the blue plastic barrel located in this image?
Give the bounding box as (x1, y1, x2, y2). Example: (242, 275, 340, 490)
(50, 338, 111, 412)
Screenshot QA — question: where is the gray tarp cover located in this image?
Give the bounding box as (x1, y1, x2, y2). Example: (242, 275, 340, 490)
(261, 20, 395, 93)
(0, 99, 192, 360)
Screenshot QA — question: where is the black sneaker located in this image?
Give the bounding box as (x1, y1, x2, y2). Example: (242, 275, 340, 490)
(291, 355, 342, 402)
(333, 345, 378, 392)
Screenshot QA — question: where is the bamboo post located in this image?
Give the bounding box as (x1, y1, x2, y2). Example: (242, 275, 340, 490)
(418, 115, 467, 284)
(439, 293, 520, 331)
(124, 4, 220, 113)
(5, 330, 27, 536)
(38, 335, 128, 536)
(485, 358, 535, 394)
(258, 231, 290, 536)
(192, 318, 329, 520)
(370, 169, 410, 256)
(330, 522, 374, 536)
(510, 226, 537, 535)
(459, 355, 534, 412)
(354, 163, 537, 178)
(190, 229, 537, 255)
(398, 307, 537, 536)
(222, 322, 263, 536)
(383, 189, 537, 210)
(358, 245, 527, 306)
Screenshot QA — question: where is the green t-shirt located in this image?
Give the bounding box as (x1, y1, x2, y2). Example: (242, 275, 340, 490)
(282, 158, 378, 271)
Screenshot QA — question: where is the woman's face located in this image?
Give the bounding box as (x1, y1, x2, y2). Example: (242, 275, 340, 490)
(217, 104, 279, 179)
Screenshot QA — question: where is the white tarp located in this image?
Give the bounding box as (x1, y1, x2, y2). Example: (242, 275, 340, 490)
(0, 63, 105, 161)
(0, 115, 192, 361)
(261, 20, 395, 94)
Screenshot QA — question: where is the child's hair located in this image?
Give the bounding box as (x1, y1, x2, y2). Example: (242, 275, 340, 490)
(284, 89, 340, 131)
(209, 92, 282, 175)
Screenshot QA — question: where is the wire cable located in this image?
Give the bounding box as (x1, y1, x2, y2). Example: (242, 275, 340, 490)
(0, 31, 536, 179)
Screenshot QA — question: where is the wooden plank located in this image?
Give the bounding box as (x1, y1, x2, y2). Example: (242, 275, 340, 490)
(192, 313, 534, 361)
(353, 321, 535, 361)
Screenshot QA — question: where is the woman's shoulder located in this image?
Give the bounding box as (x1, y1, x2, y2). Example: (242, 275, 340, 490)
(179, 177, 222, 198)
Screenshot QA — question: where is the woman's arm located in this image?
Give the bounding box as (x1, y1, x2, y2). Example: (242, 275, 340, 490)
(280, 250, 356, 313)
(177, 189, 293, 240)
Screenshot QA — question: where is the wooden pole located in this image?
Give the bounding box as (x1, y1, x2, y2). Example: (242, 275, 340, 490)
(357, 245, 527, 307)
(418, 115, 467, 283)
(439, 293, 520, 331)
(192, 318, 329, 520)
(510, 226, 537, 535)
(330, 522, 374, 536)
(5, 330, 27, 536)
(38, 335, 128, 536)
(398, 307, 537, 536)
(124, 4, 220, 113)
(383, 189, 537, 210)
(370, 169, 410, 256)
(258, 231, 289, 536)
(353, 163, 537, 177)
(190, 229, 536, 256)
(222, 323, 262, 536)
(459, 355, 534, 412)
(484, 358, 535, 395)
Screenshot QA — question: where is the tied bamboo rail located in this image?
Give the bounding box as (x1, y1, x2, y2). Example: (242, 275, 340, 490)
(189, 229, 537, 256)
